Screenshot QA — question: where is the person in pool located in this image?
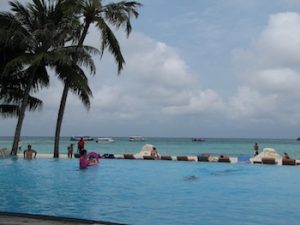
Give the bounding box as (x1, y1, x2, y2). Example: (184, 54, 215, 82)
(79, 150, 97, 169)
(23, 145, 37, 159)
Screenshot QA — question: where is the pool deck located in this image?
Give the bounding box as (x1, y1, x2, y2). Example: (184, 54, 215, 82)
(7, 152, 300, 166)
(0, 212, 125, 225)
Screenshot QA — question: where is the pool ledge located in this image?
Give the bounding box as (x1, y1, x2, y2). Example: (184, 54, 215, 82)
(0, 211, 127, 225)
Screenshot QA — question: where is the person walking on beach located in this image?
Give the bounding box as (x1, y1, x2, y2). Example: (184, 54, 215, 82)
(23, 145, 37, 159)
(77, 138, 85, 153)
(253, 143, 259, 156)
(18, 140, 22, 153)
(68, 144, 74, 158)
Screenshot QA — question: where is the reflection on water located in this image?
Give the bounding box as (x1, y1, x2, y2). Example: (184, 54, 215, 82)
(183, 175, 198, 181)
(210, 168, 243, 176)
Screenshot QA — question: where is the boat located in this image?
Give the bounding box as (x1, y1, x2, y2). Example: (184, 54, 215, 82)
(96, 137, 115, 143)
(297, 137, 300, 141)
(129, 136, 145, 142)
(70, 136, 94, 141)
(192, 138, 205, 142)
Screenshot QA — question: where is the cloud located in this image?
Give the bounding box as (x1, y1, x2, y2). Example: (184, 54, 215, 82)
(228, 86, 278, 120)
(231, 12, 300, 124)
(256, 12, 300, 66)
(83, 32, 225, 121)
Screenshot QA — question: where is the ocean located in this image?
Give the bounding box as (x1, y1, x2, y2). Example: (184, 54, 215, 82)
(1, 136, 300, 158)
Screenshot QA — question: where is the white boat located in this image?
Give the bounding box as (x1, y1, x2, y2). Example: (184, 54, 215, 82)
(96, 137, 115, 143)
(70, 136, 94, 141)
(129, 136, 145, 142)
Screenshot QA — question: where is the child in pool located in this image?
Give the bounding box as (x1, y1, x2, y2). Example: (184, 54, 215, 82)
(79, 150, 97, 169)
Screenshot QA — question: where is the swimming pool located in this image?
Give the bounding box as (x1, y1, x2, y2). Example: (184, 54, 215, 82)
(0, 158, 299, 225)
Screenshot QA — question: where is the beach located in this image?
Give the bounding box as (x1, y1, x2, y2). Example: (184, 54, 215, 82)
(1, 136, 300, 158)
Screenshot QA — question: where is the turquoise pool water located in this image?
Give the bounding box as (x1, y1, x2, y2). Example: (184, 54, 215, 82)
(0, 158, 300, 225)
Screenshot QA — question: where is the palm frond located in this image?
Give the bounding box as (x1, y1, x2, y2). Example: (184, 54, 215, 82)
(0, 104, 19, 118)
(55, 64, 92, 109)
(103, 1, 142, 36)
(96, 17, 125, 73)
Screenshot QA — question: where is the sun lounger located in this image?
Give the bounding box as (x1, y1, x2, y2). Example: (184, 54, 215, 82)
(261, 157, 276, 165)
(143, 155, 155, 160)
(123, 154, 135, 159)
(197, 154, 210, 162)
(282, 158, 296, 166)
(218, 155, 230, 163)
(160, 155, 172, 160)
(177, 156, 189, 161)
(102, 154, 115, 159)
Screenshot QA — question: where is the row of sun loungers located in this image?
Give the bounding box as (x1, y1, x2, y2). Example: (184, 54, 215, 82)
(253, 157, 298, 165)
(106, 154, 232, 163)
(102, 153, 299, 166)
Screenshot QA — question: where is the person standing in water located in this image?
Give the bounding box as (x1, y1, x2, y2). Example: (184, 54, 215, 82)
(23, 145, 37, 159)
(253, 143, 259, 156)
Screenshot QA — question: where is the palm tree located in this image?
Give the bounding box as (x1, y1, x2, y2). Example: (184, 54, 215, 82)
(0, 24, 42, 118)
(0, 0, 97, 155)
(52, 46, 97, 157)
(53, 0, 142, 157)
(0, 72, 43, 119)
(0, 3, 51, 154)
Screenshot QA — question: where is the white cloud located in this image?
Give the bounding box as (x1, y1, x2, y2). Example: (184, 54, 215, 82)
(84, 32, 225, 121)
(231, 12, 300, 124)
(253, 68, 300, 93)
(256, 12, 300, 66)
(162, 89, 224, 115)
(228, 86, 277, 120)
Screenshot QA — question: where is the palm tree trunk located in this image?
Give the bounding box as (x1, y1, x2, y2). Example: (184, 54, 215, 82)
(78, 21, 90, 47)
(53, 21, 91, 157)
(11, 79, 33, 155)
(53, 81, 69, 158)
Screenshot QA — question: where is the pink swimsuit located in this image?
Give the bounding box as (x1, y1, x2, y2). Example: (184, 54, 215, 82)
(79, 156, 89, 169)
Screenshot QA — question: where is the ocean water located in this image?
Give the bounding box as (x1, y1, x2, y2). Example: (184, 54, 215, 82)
(0, 158, 299, 225)
(1, 136, 300, 158)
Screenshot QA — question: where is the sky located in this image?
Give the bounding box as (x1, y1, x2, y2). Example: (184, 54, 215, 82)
(2, 0, 300, 138)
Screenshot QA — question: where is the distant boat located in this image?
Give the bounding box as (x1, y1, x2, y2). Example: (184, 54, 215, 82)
(96, 137, 115, 143)
(129, 136, 145, 142)
(70, 136, 94, 141)
(192, 138, 205, 142)
(297, 137, 300, 141)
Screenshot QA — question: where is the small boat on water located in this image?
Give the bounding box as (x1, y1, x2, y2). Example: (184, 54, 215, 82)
(70, 136, 94, 141)
(192, 138, 205, 142)
(96, 137, 115, 143)
(129, 136, 145, 142)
